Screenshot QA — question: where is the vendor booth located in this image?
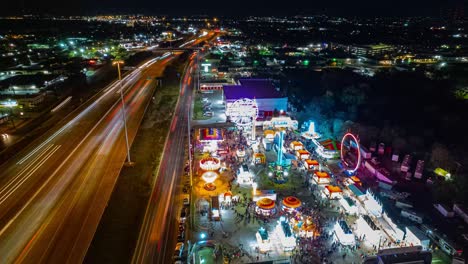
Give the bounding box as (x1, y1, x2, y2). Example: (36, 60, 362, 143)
(304, 159, 319, 171)
(313, 171, 331, 185)
(253, 153, 266, 165)
(290, 141, 304, 151)
(296, 150, 310, 160)
(323, 185, 342, 199)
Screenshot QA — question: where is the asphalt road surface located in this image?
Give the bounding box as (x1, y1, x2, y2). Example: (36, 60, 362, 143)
(132, 31, 219, 264)
(0, 53, 177, 263)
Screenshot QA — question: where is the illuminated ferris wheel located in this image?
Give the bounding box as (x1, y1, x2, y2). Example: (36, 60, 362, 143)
(226, 98, 258, 127)
(340, 132, 362, 174)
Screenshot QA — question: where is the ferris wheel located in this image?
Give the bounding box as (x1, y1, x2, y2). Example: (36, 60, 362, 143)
(227, 98, 258, 127)
(340, 132, 362, 174)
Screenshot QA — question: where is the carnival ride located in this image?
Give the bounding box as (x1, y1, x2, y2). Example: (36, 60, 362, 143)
(268, 130, 291, 184)
(226, 98, 258, 141)
(340, 132, 362, 175)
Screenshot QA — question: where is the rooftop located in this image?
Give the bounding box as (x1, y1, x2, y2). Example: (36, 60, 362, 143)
(223, 79, 284, 100)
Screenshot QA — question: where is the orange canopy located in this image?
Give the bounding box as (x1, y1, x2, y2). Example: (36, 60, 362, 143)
(305, 159, 319, 166)
(256, 198, 276, 210)
(314, 171, 330, 178)
(283, 196, 302, 208)
(297, 150, 309, 155)
(351, 176, 361, 183)
(291, 141, 303, 146)
(325, 185, 342, 193)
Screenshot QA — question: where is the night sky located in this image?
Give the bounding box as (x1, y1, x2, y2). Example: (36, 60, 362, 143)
(2, 0, 464, 17)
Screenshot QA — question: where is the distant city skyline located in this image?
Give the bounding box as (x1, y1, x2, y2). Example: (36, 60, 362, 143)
(2, 0, 466, 18)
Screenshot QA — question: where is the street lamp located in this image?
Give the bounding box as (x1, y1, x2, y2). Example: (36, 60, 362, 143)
(113, 60, 133, 166)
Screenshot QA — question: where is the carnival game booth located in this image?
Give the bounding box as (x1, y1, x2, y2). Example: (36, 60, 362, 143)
(334, 220, 355, 246)
(323, 185, 343, 200)
(312, 171, 331, 185)
(198, 128, 224, 153)
(296, 150, 310, 160)
(356, 215, 381, 246)
(256, 198, 277, 217)
(282, 196, 302, 213)
(275, 217, 296, 251)
(290, 141, 304, 151)
(304, 159, 319, 171)
(313, 138, 341, 159)
(256, 227, 271, 253)
(253, 153, 266, 165)
(340, 196, 358, 215)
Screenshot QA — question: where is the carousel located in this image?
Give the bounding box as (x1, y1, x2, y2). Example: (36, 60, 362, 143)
(201, 171, 219, 191)
(199, 157, 221, 171)
(282, 196, 302, 213)
(255, 198, 277, 217)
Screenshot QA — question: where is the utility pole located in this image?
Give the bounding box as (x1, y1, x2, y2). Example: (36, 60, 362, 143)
(113, 60, 133, 166)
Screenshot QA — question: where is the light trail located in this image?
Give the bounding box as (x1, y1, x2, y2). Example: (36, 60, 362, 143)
(0, 145, 62, 205)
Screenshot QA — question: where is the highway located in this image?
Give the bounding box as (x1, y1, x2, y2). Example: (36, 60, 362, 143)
(0, 32, 218, 262)
(132, 32, 218, 264)
(0, 53, 178, 263)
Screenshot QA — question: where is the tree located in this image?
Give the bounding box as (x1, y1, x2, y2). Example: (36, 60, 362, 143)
(430, 143, 451, 169)
(340, 85, 366, 106)
(332, 118, 344, 138)
(392, 137, 407, 153)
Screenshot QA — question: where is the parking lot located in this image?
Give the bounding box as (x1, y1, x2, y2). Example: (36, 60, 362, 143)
(192, 89, 226, 126)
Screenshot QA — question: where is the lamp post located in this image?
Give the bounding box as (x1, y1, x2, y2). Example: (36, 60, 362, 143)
(113, 60, 133, 166)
